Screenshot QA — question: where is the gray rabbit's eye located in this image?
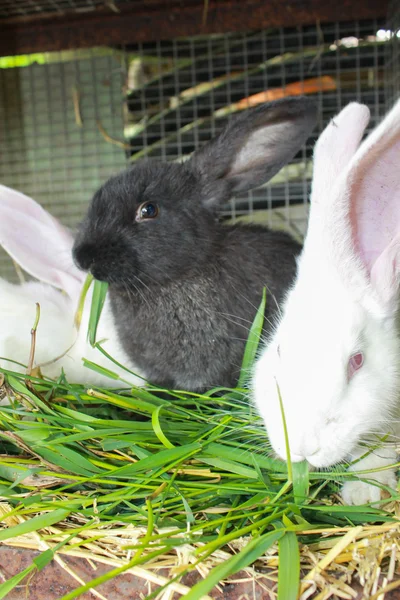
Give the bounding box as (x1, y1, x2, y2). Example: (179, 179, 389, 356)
(136, 202, 159, 221)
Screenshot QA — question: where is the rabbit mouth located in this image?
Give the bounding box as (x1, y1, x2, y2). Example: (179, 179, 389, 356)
(280, 449, 335, 469)
(90, 265, 110, 283)
(303, 446, 349, 469)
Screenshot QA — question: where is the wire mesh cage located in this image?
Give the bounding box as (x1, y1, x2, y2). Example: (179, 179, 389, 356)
(0, 49, 127, 279)
(0, 16, 396, 280)
(124, 20, 388, 225)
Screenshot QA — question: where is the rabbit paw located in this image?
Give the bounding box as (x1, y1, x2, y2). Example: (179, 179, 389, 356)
(341, 469, 398, 505)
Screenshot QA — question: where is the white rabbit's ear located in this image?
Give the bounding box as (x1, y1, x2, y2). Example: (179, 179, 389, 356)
(341, 99, 400, 309)
(310, 103, 370, 207)
(0, 185, 85, 299)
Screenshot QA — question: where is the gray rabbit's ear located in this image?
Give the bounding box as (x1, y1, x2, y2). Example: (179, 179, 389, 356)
(190, 97, 317, 205)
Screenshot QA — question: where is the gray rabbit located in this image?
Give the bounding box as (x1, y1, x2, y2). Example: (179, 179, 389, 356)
(73, 98, 316, 391)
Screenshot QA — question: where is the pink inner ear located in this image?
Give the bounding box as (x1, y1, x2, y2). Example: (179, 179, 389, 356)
(0, 206, 85, 299)
(349, 133, 400, 306)
(352, 142, 400, 272)
(370, 239, 400, 306)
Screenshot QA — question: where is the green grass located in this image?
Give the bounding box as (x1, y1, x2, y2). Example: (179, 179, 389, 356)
(0, 284, 398, 599)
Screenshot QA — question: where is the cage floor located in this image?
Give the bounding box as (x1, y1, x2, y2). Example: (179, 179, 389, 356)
(1, 547, 400, 600)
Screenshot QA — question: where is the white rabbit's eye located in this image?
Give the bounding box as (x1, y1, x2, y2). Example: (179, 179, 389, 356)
(136, 202, 159, 221)
(348, 352, 364, 380)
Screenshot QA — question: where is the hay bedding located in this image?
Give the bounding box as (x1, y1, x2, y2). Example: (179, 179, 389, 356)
(0, 284, 398, 599)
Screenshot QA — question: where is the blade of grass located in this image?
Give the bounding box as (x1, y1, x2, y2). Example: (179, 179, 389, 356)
(92, 341, 148, 381)
(184, 529, 284, 600)
(6, 375, 55, 414)
(0, 530, 84, 599)
(82, 359, 121, 381)
(0, 508, 70, 542)
(88, 279, 109, 346)
(292, 460, 309, 504)
(237, 287, 266, 388)
(198, 456, 258, 479)
(107, 442, 201, 477)
(0, 565, 36, 599)
(74, 273, 93, 330)
(277, 381, 293, 484)
(278, 531, 300, 600)
(152, 405, 175, 449)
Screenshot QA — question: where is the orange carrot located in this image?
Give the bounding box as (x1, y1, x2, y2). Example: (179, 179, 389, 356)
(235, 76, 336, 109)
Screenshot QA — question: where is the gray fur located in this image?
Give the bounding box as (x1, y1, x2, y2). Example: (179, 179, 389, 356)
(73, 97, 316, 390)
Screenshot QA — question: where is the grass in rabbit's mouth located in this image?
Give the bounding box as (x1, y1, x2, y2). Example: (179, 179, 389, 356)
(0, 283, 398, 599)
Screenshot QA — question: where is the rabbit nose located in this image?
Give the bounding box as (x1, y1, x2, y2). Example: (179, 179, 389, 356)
(298, 436, 320, 459)
(73, 243, 97, 271)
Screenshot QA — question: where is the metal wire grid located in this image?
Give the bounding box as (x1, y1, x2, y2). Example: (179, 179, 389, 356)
(126, 20, 387, 223)
(0, 18, 390, 280)
(0, 49, 126, 279)
(0, 0, 134, 19)
(385, 0, 400, 107)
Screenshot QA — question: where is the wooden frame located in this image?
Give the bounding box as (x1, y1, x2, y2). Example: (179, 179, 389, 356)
(1, 0, 389, 57)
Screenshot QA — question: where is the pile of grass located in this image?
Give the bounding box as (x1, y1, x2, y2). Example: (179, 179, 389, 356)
(0, 283, 398, 599)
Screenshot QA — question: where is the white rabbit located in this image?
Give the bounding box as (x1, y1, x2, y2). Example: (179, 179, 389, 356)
(0, 184, 144, 388)
(252, 99, 400, 505)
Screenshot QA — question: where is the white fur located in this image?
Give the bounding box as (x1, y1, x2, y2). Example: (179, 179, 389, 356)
(0, 185, 144, 388)
(341, 446, 398, 505)
(253, 100, 400, 505)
